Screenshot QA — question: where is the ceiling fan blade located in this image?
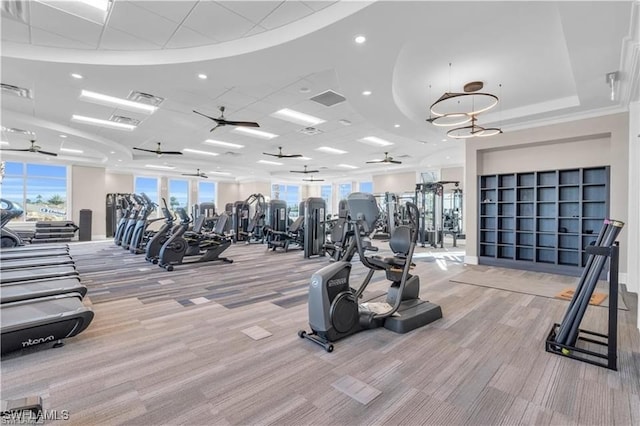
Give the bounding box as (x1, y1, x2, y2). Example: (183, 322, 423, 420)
(303, 178, 324, 182)
(133, 147, 156, 153)
(223, 120, 260, 127)
(37, 150, 58, 156)
(390, 160, 402, 164)
(365, 160, 383, 164)
(193, 110, 221, 122)
(200, 175, 209, 179)
(160, 151, 183, 155)
(210, 124, 220, 132)
(181, 173, 198, 177)
(290, 169, 319, 174)
(0, 148, 31, 152)
(262, 152, 279, 157)
(280, 154, 303, 158)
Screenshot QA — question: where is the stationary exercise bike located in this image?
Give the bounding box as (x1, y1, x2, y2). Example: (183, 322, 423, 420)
(299, 192, 443, 352)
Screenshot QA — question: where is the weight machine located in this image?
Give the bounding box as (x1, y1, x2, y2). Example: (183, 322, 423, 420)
(415, 181, 463, 248)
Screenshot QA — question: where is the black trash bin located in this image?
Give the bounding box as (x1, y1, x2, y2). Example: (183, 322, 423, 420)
(79, 209, 92, 241)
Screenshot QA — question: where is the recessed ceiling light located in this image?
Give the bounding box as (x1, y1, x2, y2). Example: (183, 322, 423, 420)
(297, 156, 312, 161)
(338, 164, 359, 169)
(362, 90, 372, 96)
(232, 127, 278, 140)
(442, 139, 448, 142)
(71, 114, 136, 131)
(446, 156, 451, 159)
(71, 73, 83, 79)
(354, 35, 366, 44)
(394, 124, 400, 128)
(145, 164, 175, 170)
(316, 146, 347, 155)
(208, 171, 232, 176)
(198, 74, 207, 80)
(118, 159, 122, 162)
(182, 148, 219, 156)
(204, 139, 244, 149)
(110, 151, 115, 154)
(59, 134, 67, 138)
(358, 136, 393, 146)
(271, 108, 325, 127)
(60, 148, 83, 154)
(79, 90, 158, 114)
(257, 160, 283, 166)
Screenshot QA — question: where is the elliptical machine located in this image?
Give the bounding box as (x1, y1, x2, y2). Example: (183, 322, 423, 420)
(299, 192, 443, 352)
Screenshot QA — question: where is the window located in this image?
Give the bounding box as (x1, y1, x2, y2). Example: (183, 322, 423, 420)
(320, 184, 333, 216)
(1, 161, 68, 222)
(134, 177, 159, 205)
(168, 179, 189, 213)
(359, 181, 373, 193)
(338, 183, 352, 202)
(272, 183, 300, 218)
(198, 181, 217, 206)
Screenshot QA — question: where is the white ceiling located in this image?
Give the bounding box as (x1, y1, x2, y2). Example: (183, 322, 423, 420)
(1, 1, 638, 184)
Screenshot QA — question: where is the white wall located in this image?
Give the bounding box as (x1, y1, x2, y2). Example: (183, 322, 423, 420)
(441, 166, 464, 190)
(217, 181, 240, 210)
(627, 102, 640, 329)
(71, 165, 106, 238)
(373, 171, 417, 193)
(239, 181, 271, 199)
(465, 113, 629, 277)
(105, 172, 133, 193)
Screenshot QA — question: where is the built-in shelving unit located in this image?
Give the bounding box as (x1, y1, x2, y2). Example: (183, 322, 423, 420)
(478, 166, 609, 275)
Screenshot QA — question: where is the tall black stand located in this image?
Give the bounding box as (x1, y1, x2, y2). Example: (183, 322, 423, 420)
(545, 243, 619, 370)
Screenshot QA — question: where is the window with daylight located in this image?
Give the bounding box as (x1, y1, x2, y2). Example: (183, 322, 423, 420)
(359, 181, 373, 193)
(320, 184, 333, 216)
(198, 181, 217, 206)
(1, 161, 68, 222)
(272, 183, 301, 218)
(134, 176, 159, 206)
(168, 179, 189, 213)
(338, 183, 352, 203)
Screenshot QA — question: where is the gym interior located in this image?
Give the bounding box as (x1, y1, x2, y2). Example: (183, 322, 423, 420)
(1, 1, 639, 424)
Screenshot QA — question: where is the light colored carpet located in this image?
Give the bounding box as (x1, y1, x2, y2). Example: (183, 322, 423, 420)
(449, 268, 628, 310)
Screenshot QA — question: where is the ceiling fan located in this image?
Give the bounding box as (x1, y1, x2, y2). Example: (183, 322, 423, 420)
(303, 176, 324, 182)
(193, 106, 260, 132)
(0, 140, 57, 156)
(263, 146, 303, 159)
(290, 165, 319, 174)
(181, 169, 208, 179)
(133, 142, 182, 156)
(366, 152, 402, 165)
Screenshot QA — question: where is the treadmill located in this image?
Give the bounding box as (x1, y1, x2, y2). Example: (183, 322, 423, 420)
(1, 244, 69, 252)
(1, 249, 71, 261)
(0, 255, 74, 271)
(0, 277, 87, 304)
(0, 265, 79, 284)
(1, 292, 94, 355)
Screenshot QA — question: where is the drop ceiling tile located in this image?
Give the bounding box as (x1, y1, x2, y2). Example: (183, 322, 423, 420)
(133, 0, 198, 23)
(29, 1, 103, 46)
(182, 1, 254, 42)
(216, 1, 282, 24)
(259, 1, 314, 30)
(1, 16, 30, 43)
(164, 25, 217, 49)
(107, 1, 180, 46)
(30, 27, 96, 49)
(100, 26, 162, 50)
(301, 1, 337, 12)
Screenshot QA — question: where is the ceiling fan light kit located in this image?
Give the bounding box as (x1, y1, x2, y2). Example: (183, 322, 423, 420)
(427, 76, 502, 138)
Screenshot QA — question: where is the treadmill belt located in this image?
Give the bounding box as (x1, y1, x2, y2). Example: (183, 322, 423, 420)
(1, 244, 69, 252)
(0, 278, 86, 304)
(0, 266, 78, 284)
(1, 249, 70, 261)
(0, 256, 74, 271)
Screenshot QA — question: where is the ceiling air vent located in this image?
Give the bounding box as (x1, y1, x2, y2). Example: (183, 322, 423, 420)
(1, 83, 33, 99)
(309, 90, 346, 107)
(298, 127, 323, 136)
(127, 91, 165, 107)
(109, 115, 141, 126)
